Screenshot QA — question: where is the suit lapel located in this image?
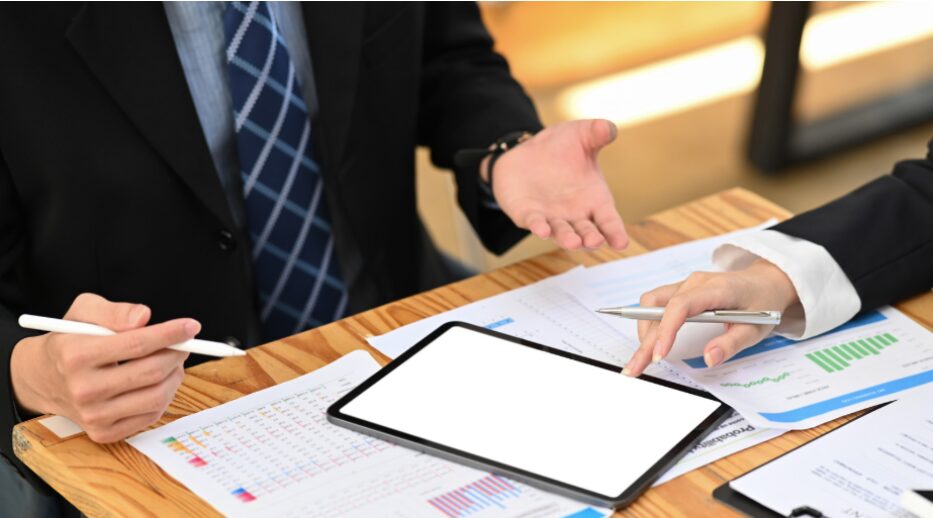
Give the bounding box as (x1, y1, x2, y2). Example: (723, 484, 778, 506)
(66, 3, 235, 229)
(301, 2, 364, 177)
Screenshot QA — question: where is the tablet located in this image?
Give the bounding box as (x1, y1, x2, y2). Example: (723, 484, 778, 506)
(328, 322, 730, 509)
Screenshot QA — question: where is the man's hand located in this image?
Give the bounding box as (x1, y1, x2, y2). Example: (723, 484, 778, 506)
(624, 259, 799, 377)
(489, 119, 628, 250)
(10, 293, 198, 443)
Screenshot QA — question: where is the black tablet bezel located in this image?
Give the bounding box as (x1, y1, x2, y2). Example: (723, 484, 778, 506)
(327, 321, 732, 509)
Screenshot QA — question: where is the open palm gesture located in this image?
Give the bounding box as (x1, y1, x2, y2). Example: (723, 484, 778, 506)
(491, 119, 628, 250)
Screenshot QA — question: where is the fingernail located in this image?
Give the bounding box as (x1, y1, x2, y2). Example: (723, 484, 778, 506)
(652, 338, 665, 363)
(622, 366, 633, 376)
(705, 347, 724, 367)
(607, 120, 618, 140)
(184, 320, 201, 336)
(129, 305, 148, 325)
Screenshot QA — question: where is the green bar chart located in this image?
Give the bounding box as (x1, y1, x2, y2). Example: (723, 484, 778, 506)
(806, 332, 899, 373)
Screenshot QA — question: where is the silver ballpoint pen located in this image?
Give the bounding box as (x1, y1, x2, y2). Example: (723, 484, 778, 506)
(596, 306, 782, 325)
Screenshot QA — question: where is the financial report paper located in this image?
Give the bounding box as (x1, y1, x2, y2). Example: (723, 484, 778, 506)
(573, 237, 933, 430)
(128, 351, 604, 517)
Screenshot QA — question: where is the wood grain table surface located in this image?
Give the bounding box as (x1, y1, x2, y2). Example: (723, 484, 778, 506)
(13, 187, 933, 517)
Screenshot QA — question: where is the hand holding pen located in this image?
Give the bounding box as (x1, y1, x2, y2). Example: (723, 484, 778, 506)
(10, 294, 238, 444)
(613, 259, 799, 376)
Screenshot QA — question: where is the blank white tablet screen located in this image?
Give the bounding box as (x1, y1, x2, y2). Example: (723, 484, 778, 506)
(341, 326, 723, 497)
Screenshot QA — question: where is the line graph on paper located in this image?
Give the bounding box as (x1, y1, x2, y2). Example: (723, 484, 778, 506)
(719, 372, 791, 389)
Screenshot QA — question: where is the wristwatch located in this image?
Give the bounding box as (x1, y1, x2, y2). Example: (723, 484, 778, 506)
(453, 131, 535, 190)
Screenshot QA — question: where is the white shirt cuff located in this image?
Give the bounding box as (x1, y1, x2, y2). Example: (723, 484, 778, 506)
(712, 230, 861, 339)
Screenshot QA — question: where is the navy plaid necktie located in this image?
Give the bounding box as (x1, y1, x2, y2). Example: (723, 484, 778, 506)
(223, 1, 347, 340)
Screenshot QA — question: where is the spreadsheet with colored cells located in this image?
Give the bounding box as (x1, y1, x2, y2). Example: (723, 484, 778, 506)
(128, 351, 606, 517)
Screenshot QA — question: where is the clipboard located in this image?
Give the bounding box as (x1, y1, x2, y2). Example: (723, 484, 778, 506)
(713, 405, 888, 518)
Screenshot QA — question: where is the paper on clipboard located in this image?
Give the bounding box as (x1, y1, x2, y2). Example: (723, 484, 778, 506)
(723, 384, 933, 517)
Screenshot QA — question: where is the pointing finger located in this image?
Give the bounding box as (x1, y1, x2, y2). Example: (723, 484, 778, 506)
(625, 323, 659, 377)
(638, 282, 681, 341)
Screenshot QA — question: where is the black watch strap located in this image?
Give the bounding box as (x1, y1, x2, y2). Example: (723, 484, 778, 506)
(485, 131, 534, 190)
(453, 131, 535, 189)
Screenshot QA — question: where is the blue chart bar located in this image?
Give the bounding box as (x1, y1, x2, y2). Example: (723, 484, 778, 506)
(485, 318, 515, 330)
(427, 475, 521, 517)
(682, 310, 887, 368)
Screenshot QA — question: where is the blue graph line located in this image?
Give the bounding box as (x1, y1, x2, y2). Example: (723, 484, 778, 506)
(682, 310, 887, 368)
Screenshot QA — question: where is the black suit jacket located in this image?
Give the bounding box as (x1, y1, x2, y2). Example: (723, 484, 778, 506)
(773, 140, 933, 311)
(0, 2, 541, 485)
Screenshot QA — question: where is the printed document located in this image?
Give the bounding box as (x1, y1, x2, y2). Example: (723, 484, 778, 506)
(573, 244, 933, 429)
(128, 351, 605, 517)
(730, 384, 933, 517)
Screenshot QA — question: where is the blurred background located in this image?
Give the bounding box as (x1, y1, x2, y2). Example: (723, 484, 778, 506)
(417, 1, 933, 271)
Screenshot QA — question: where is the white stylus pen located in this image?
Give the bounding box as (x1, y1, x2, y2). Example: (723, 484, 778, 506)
(596, 306, 782, 325)
(18, 314, 246, 357)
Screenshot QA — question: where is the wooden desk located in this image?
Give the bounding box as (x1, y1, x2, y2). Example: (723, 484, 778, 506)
(13, 188, 933, 517)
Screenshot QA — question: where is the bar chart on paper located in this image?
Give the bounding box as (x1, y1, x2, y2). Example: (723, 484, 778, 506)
(128, 351, 600, 518)
(574, 253, 933, 430)
(427, 475, 523, 517)
(673, 307, 933, 429)
(805, 332, 898, 373)
(680, 310, 890, 369)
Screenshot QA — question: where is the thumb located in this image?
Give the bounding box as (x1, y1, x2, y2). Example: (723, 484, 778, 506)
(702, 324, 772, 367)
(579, 119, 617, 153)
(63, 293, 151, 332)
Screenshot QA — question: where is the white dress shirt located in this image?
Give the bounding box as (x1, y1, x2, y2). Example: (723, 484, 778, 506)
(714, 230, 862, 339)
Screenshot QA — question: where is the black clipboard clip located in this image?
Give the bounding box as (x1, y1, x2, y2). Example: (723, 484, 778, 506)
(789, 506, 824, 517)
(714, 483, 826, 517)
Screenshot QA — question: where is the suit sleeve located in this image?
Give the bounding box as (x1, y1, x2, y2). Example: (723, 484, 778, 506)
(0, 150, 40, 477)
(417, 2, 543, 255)
(772, 139, 933, 311)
